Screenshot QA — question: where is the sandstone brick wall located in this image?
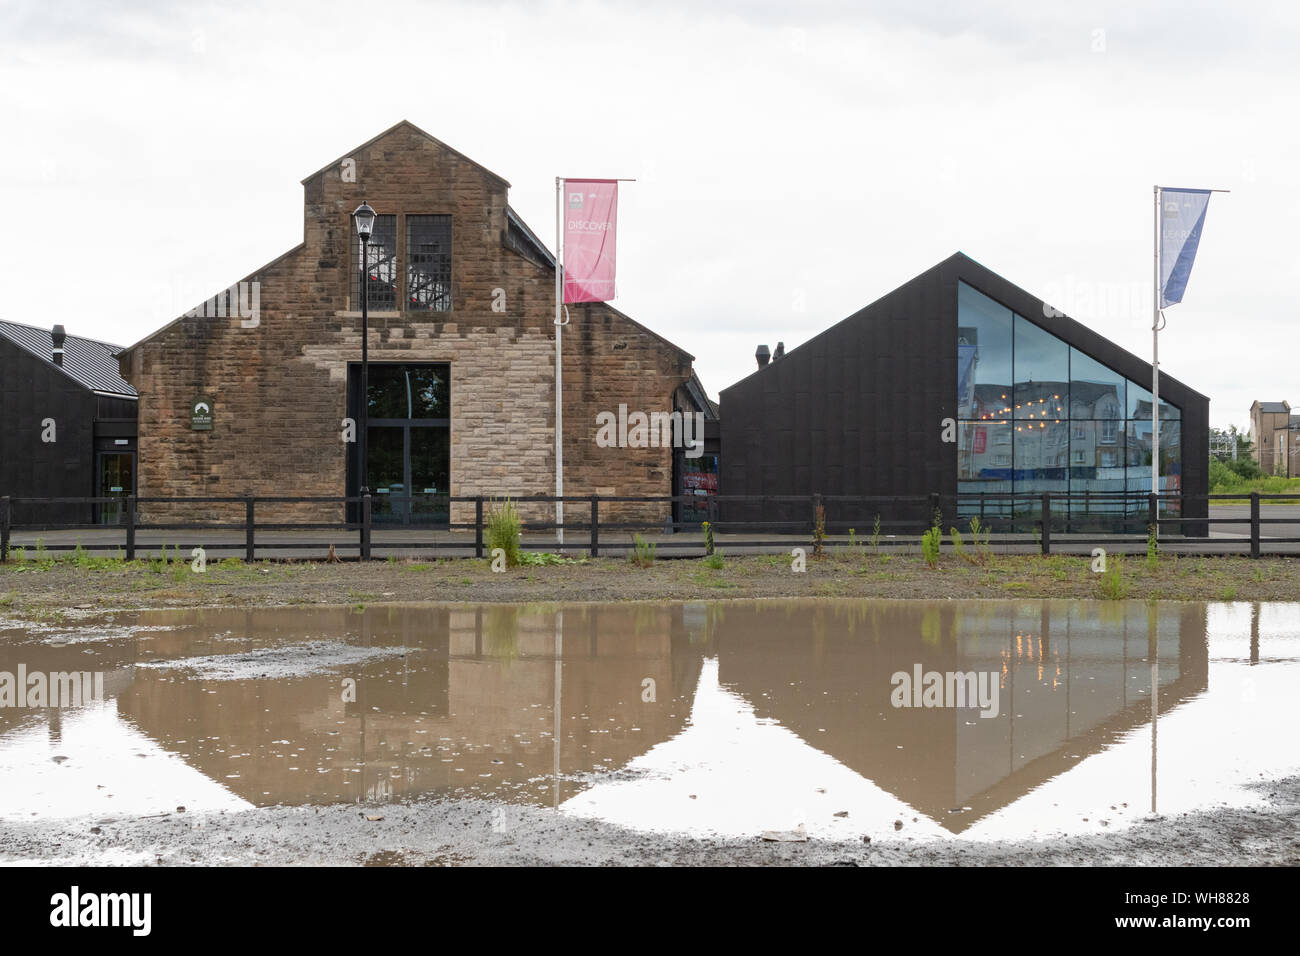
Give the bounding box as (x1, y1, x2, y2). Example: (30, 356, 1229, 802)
(119, 122, 692, 533)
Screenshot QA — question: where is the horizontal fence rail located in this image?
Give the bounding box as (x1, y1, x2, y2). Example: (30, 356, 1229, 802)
(0, 492, 1296, 563)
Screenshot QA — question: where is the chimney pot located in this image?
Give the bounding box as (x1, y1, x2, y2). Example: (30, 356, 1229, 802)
(773, 341, 785, 360)
(51, 324, 66, 367)
(756, 344, 770, 368)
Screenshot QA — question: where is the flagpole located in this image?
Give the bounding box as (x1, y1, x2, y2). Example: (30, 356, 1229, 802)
(555, 176, 564, 548)
(1152, 185, 1161, 511)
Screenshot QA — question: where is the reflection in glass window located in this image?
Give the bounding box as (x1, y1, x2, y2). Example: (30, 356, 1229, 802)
(1070, 348, 1124, 419)
(1127, 378, 1181, 421)
(957, 282, 1013, 420)
(955, 283, 1184, 524)
(367, 364, 450, 420)
(351, 215, 398, 311)
(1069, 422, 1126, 486)
(1014, 422, 1069, 493)
(958, 421, 1012, 481)
(1013, 315, 1068, 420)
(406, 215, 453, 312)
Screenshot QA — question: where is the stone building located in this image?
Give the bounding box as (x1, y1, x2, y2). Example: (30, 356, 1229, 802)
(1248, 400, 1292, 475)
(117, 121, 702, 527)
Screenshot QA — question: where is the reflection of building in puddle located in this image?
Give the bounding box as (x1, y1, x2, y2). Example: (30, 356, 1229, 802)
(0, 634, 138, 740)
(714, 600, 1208, 833)
(113, 604, 703, 807)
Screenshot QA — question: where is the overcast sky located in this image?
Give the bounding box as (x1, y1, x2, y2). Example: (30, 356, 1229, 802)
(3, 0, 1296, 429)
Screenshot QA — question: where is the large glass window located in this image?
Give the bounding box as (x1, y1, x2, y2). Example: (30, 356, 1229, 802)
(1069, 348, 1124, 419)
(1013, 315, 1068, 421)
(350, 362, 450, 525)
(1126, 378, 1181, 421)
(957, 282, 1012, 421)
(956, 283, 1183, 527)
(351, 215, 398, 311)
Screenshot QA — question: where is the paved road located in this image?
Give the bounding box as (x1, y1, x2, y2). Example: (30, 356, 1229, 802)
(4, 505, 1298, 560)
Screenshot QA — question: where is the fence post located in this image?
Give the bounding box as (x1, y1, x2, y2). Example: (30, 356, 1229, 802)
(1250, 492, 1260, 559)
(361, 493, 372, 561)
(1040, 492, 1051, 555)
(474, 496, 484, 559)
(590, 496, 599, 557)
(245, 497, 255, 563)
(0, 496, 9, 563)
(125, 495, 136, 561)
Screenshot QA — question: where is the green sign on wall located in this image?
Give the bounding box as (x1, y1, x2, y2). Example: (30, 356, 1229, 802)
(190, 395, 214, 431)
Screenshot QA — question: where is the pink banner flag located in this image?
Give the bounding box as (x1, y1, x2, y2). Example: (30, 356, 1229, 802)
(563, 180, 617, 303)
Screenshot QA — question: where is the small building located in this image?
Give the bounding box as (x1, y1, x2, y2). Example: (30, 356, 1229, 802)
(0, 321, 138, 524)
(719, 253, 1210, 533)
(115, 121, 707, 527)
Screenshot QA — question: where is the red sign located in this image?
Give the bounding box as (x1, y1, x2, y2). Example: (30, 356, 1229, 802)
(973, 427, 987, 455)
(563, 180, 618, 303)
(683, 471, 717, 494)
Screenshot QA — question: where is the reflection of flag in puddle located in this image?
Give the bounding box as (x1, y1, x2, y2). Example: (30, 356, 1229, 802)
(560, 657, 942, 841)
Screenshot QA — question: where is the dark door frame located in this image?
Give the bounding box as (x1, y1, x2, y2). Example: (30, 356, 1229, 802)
(93, 448, 136, 525)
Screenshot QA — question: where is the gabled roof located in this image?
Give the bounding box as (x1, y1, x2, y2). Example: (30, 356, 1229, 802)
(301, 119, 511, 187)
(723, 251, 1208, 406)
(1256, 401, 1289, 413)
(0, 320, 137, 399)
(119, 122, 695, 368)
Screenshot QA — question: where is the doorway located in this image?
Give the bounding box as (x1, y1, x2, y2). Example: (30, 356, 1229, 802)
(95, 452, 135, 525)
(347, 363, 450, 525)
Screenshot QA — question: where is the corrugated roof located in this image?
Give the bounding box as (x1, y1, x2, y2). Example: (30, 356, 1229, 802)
(0, 320, 137, 398)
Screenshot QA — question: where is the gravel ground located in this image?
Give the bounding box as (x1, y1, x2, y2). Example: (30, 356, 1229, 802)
(2, 551, 1298, 619)
(2, 775, 1297, 866)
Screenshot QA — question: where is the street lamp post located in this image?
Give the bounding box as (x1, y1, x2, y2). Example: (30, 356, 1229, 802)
(352, 202, 376, 498)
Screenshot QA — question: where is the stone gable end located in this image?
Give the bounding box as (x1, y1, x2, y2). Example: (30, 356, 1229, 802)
(119, 122, 693, 529)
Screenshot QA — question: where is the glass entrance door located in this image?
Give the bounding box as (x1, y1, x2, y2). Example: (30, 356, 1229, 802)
(409, 427, 450, 524)
(97, 453, 134, 525)
(350, 363, 451, 526)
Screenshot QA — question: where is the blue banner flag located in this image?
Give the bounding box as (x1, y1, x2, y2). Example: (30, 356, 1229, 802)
(1159, 188, 1212, 308)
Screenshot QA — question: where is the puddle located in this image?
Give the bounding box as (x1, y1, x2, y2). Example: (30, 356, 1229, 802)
(0, 600, 1297, 842)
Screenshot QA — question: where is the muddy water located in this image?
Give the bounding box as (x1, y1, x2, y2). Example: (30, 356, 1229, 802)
(0, 600, 1297, 842)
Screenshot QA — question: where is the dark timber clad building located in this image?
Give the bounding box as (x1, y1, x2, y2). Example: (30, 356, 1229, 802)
(719, 253, 1209, 534)
(0, 321, 138, 525)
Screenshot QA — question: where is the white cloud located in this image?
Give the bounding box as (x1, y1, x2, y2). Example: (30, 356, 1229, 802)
(0, 0, 1294, 426)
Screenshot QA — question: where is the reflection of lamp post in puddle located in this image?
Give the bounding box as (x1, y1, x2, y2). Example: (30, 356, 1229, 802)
(1250, 603, 1260, 665)
(553, 610, 563, 811)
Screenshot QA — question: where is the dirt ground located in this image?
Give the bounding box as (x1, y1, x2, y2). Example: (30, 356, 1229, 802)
(1, 550, 1297, 620)
(3, 775, 1297, 866)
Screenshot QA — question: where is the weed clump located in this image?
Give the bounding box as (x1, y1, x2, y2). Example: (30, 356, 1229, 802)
(629, 534, 656, 568)
(1099, 552, 1129, 600)
(487, 498, 522, 568)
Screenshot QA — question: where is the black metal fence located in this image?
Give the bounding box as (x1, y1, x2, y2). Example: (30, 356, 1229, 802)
(0, 491, 1296, 561)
